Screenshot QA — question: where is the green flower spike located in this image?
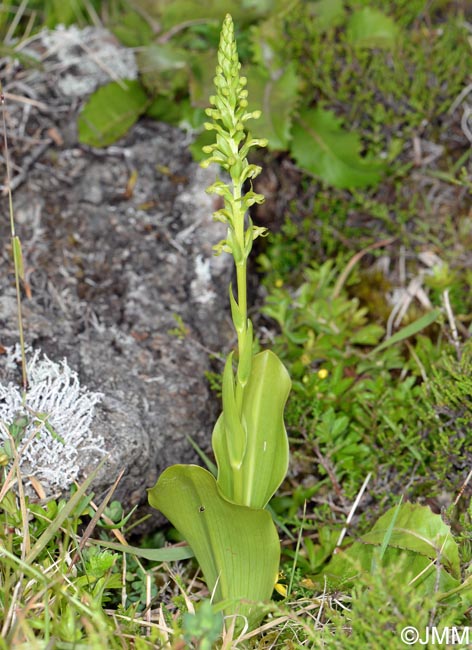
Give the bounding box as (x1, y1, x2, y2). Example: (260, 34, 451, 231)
(149, 14, 291, 632)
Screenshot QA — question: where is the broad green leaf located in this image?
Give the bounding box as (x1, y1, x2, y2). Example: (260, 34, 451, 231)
(325, 543, 460, 596)
(323, 504, 464, 601)
(137, 43, 190, 96)
(361, 503, 460, 578)
(347, 8, 399, 49)
(291, 108, 384, 189)
(246, 63, 300, 150)
(213, 350, 291, 508)
(370, 309, 440, 355)
(310, 0, 345, 31)
(148, 464, 280, 629)
(78, 80, 149, 147)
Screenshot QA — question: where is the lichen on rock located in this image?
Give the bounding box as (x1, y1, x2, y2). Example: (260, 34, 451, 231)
(0, 346, 105, 490)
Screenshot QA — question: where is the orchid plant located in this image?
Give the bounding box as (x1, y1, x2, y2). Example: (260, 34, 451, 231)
(148, 14, 291, 630)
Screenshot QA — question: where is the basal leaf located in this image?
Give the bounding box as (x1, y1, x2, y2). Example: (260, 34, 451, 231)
(291, 107, 384, 189)
(347, 7, 399, 49)
(78, 80, 149, 148)
(213, 350, 291, 508)
(148, 464, 280, 629)
(246, 63, 300, 150)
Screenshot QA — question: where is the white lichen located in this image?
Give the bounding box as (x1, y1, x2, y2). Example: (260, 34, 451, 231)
(0, 346, 105, 489)
(191, 254, 217, 304)
(39, 25, 138, 97)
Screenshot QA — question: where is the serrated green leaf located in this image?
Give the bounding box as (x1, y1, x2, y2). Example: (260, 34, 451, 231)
(325, 543, 460, 595)
(323, 504, 463, 599)
(213, 350, 291, 508)
(361, 503, 460, 578)
(347, 7, 399, 49)
(291, 107, 384, 188)
(246, 63, 300, 150)
(78, 80, 149, 147)
(148, 464, 280, 629)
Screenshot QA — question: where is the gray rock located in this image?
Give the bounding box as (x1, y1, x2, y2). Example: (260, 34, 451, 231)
(0, 27, 234, 528)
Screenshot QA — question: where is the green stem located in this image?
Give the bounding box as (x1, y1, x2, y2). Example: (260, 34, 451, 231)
(233, 181, 249, 413)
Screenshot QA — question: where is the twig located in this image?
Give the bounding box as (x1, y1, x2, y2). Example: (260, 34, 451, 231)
(2, 91, 49, 112)
(1, 139, 52, 194)
(448, 82, 472, 114)
(453, 467, 472, 507)
(336, 472, 372, 548)
(460, 105, 472, 143)
(69, 467, 125, 568)
(442, 289, 461, 360)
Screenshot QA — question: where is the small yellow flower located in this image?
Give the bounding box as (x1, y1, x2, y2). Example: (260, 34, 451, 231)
(274, 571, 288, 597)
(274, 582, 288, 597)
(275, 278, 283, 288)
(301, 577, 316, 589)
(317, 368, 328, 379)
